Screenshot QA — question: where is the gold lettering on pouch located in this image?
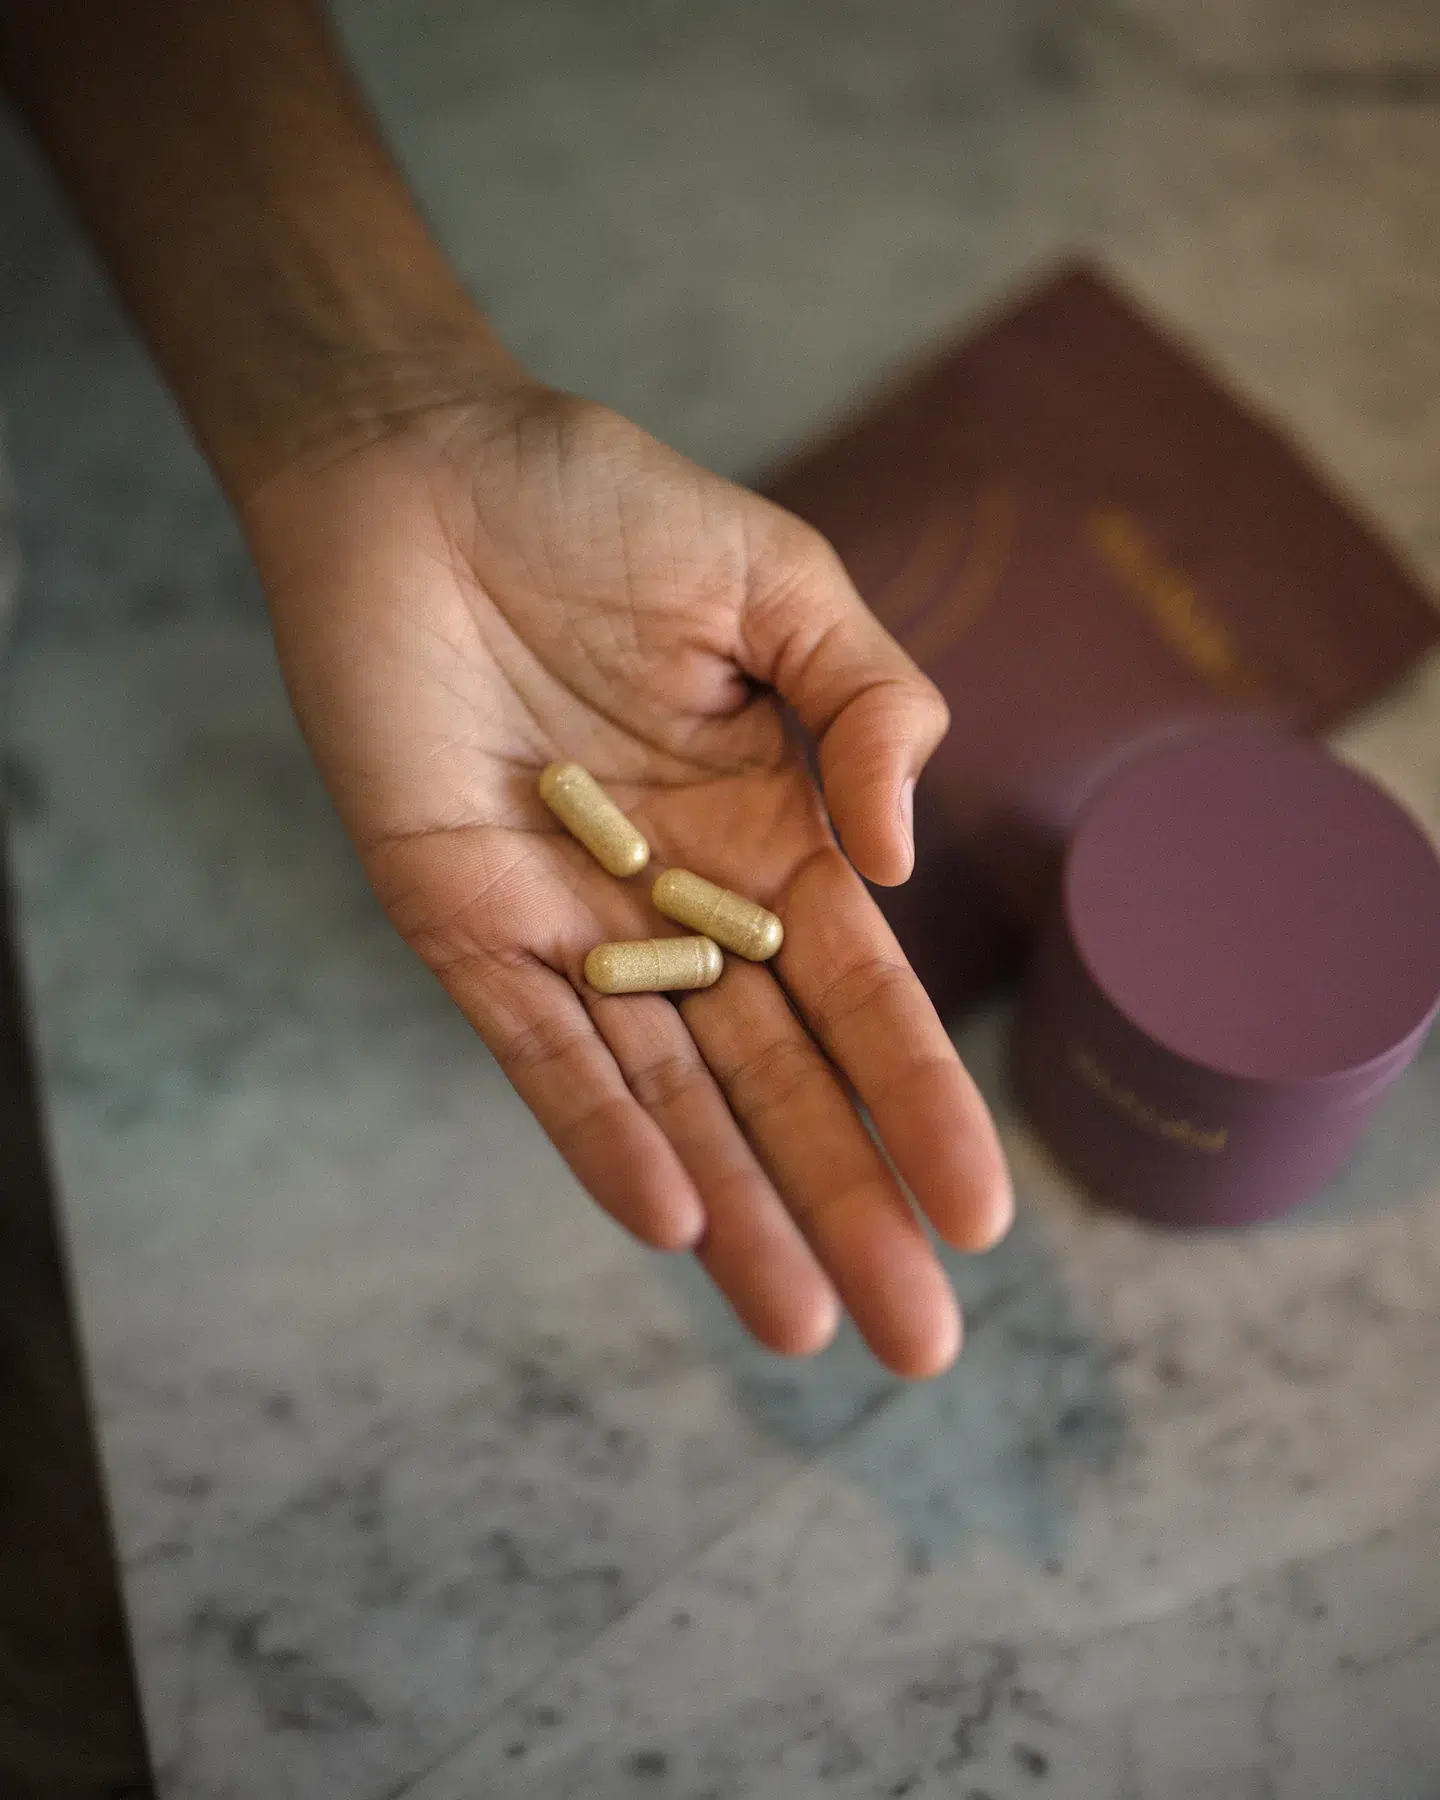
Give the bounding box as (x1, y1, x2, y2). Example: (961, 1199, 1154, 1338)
(1086, 508, 1267, 702)
(866, 480, 1017, 667)
(1069, 1043, 1229, 1154)
(902, 481, 1018, 667)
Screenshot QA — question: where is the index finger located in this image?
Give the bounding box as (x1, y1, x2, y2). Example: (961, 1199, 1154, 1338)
(776, 847, 1013, 1252)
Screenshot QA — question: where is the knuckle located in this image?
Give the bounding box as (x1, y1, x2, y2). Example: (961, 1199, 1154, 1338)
(492, 1007, 591, 1079)
(791, 1174, 874, 1231)
(626, 1048, 704, 1115)
(555, 1092, 632, 1153)
(792, 527, 846, 591)
(722, 1035, 829, 1120)
(817, 953, 913, 1031)
(754, 519, 847, 614)
(915, 674, 951, 734)
(879, 667, 948, 740)
(695, 1159, 767, 1220)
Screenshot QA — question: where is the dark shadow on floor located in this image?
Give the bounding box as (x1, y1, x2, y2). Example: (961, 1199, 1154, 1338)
(661, 1003, 1129, 1571)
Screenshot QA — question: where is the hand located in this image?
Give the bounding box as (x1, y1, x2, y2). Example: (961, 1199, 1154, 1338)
(240, 375, 1012, 1377)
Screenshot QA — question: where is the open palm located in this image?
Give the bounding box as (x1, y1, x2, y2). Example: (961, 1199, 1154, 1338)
(243, 382, 1010, 1377)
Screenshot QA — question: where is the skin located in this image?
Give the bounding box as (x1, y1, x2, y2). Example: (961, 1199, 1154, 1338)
(0, 1, 1012, 1377)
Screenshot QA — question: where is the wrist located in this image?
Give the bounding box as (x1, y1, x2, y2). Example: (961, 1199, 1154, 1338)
(202, 294, 533, 513)
(0, 0, 533, 504)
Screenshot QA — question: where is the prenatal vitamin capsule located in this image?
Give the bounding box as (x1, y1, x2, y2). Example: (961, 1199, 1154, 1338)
(584, 936, 724, 995)
(651, 868, 784, 962)
(537, 762, 650, 878)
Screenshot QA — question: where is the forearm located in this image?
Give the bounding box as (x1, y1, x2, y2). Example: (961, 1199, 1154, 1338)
(0, 0, 522, 502)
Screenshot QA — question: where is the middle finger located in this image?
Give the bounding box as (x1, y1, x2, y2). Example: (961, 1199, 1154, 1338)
(587, 986, 841, 1359)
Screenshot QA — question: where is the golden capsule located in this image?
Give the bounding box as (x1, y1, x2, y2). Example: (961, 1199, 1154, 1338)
(584, 936, 724, 995)
(651, 868, 784, 962)
(537, 762, 650, 878)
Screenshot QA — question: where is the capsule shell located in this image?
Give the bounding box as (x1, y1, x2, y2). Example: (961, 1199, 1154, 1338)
(651, 868, 784, 961)
(538, 762, 650, 878)
(584, 936, 724, 995)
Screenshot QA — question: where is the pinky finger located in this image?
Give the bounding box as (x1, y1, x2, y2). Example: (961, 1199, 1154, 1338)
(447, 952, 707, 1252)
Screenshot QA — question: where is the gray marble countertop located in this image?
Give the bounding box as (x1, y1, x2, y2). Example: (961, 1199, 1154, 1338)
(2, 3, 1440, 1795)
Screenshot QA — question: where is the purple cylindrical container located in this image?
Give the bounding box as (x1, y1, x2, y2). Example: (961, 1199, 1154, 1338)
(1013, 721, 1440, 1226)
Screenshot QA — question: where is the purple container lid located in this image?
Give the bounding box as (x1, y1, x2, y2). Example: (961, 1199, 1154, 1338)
(1065, 721, 1440, 1095)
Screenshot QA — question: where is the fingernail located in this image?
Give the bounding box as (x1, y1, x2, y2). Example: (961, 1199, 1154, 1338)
(975, 1171, 1016, 1253)
(898, 779, 916, 877)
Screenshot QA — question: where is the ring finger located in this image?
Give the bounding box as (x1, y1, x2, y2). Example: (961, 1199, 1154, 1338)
(681, 959, 962, 1378)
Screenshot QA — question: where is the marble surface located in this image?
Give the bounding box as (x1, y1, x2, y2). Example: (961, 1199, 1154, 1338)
(1, 1, 1439, 1795)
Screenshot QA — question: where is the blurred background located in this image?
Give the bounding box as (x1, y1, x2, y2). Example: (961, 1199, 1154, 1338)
(1, 2, 1439, 1796)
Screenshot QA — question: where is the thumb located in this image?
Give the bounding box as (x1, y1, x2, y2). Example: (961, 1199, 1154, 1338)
(741, 518, 950, 886)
